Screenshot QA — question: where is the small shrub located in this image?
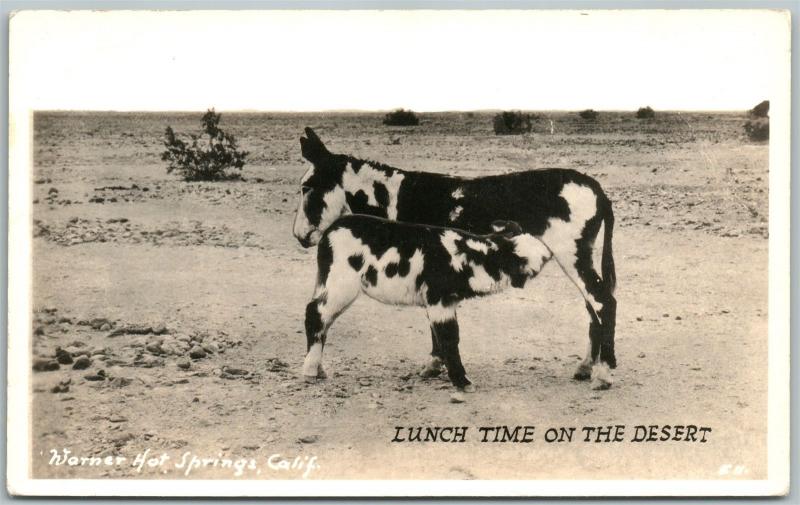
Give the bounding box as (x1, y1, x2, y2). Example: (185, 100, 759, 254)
(383, 109, 420, 126)
(579, 109, 599, 121)
(493, 111, 532, 135)
(161, 109, 248, 181)
(749, 100, 769, 118)
(744, 118, 769, 141)
(636, 106, 655, 119)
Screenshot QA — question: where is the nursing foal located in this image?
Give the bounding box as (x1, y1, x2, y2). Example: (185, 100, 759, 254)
(303, 215, 612, 391)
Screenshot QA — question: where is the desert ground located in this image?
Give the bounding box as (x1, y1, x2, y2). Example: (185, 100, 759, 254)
(28, 111, 769, 480)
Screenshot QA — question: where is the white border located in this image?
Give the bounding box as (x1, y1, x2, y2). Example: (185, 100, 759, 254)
(6, 9, 792, 497)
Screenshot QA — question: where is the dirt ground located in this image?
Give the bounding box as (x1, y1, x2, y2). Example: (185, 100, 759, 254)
(28, 111, 769, 481)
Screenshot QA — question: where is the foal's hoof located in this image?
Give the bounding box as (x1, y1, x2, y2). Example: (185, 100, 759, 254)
(573, 368, 592, 381)
(459, 384, 476, 393)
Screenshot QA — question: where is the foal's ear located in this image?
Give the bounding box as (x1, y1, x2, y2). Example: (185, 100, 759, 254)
(300, 127, 330, 163)
(491, 220, 523, 238)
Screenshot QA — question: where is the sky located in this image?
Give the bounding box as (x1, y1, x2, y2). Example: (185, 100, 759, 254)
(9, 9, 790, 112)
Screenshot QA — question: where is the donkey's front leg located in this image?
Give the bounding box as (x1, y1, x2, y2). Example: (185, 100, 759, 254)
(426, 303, 474, 392)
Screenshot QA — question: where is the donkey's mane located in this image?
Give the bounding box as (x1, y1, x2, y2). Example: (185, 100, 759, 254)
(345, 155, 406, 177)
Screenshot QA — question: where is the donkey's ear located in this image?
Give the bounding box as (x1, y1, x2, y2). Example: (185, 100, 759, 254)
(300, 127, 330, 163)
(491, 220, 523, 238)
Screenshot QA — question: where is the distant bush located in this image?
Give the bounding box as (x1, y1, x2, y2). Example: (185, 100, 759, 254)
(383, 109, 420, 126)
(493, 111, 533, 135)
(749, 100, 769, 118)
(161, 109, 248, 181)
(636, 106, 655, 119)
(579, 109, 599, 121)
(744, 118, 769, 141)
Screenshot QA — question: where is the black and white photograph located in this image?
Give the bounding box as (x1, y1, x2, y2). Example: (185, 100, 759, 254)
(6, 9, 791, 497)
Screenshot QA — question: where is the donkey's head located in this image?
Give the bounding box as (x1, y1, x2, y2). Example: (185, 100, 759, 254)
(293, 128, 350, 247)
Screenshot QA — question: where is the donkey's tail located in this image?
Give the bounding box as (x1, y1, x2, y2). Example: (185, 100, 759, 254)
(600, 196, 616, 295)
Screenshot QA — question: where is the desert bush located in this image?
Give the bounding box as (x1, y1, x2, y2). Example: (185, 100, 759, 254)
(636, 106, 655, 119)
(579, 109, 599, 121)
(749, 100, 769, 118)
(493, 111, 533, 135)
(161, 109, 248, 181)
(383, 109, 420, 126)
(744, 118, 769, 141)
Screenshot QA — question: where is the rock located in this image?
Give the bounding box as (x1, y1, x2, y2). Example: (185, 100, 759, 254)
(135, 355, 163, 368)
(145, 343, 163, 354)
(63, 346, 84, 357)
(85, 371, 106, 381)
(675, 316, 682, 321)
(223, 366, 248, 376)
(72, 356, 92, 370)
(112, 432, 134, 447)
(160, 343, 180, 356)
(298, 435, 319, 444)
(450, 392, 466, 403)
(109, 415, 128, 423)
(55, 347, 74, 365)
(358, 378, 372, 387)
(176, 359, 191, 370)
(153, 323, 168, 335)
(33, 326, 45, 336)
(109, 377, 133, 388)
(638, 352, 646, 359)
(100, 323, 112, 331)
(202, 342, 219, 354)
(189, 346, 207, 359)
(107, 325, 153, 337)
(266, 358, 289, 371)
(33, 359, 59, 372)
(51, 384, 70, 394)
(68, 340, 87, 348)
(635, 316, 643, 322)
(90, 318, 112, 330)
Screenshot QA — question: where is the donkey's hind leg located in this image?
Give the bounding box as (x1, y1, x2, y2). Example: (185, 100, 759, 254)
(419, 326, 445, 378)
(303, 273, 361, 382)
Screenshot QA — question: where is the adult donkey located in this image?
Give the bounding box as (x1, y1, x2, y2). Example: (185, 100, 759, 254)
(292, 127, 617, 388)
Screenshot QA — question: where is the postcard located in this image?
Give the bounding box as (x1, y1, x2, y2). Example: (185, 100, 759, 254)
(6, 9, 790, 496)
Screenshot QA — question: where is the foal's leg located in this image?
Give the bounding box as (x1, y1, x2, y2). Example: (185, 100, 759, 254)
(419, 327, 445, 378)
(426, 303, 473, 392)
(303, 273, 361, 382)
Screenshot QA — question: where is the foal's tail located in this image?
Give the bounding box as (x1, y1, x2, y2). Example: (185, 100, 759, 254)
(600, 196, 616, 295)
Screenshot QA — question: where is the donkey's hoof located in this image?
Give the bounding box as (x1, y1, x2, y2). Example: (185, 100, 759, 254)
(591, 378, 612, 390)
(303, 375, 318, 384)
(419, 365, 443, 378)
(459, 384, 476, 393)
(590, 363, 612, 390)
(573, 367, 592, 381)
